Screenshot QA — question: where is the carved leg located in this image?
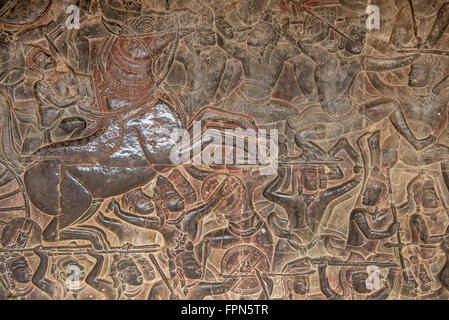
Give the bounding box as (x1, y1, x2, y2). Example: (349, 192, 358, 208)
(43, 216, 104, 250)
(328, 137, 360, 164)
(360, 99, 436, 150)
(187, 106, 257, 132)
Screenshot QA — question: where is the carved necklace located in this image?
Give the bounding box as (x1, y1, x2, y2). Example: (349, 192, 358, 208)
(123, 285, 143, 299)
(14, 285, 33, 300)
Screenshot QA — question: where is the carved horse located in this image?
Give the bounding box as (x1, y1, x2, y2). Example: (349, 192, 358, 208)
(1, 19, 257, 249)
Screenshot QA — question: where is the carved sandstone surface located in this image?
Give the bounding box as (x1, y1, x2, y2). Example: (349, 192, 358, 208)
(0, 0, 449, 300)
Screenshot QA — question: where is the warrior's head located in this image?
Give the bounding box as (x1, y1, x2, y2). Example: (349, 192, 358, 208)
(3, 254, 32, 285)
(52, 256, 87, 294)
(247, 12, 280, 51)
(362, 167, 387, 207)
(282, 258, 311, 298)
(122, 189, 155, 215)
(154, 176, 185, 213)
(408, 55, 442, 88)
(337, 17, 366, 56)
(299, 165, 327, 192)
(24, 45, 56, 75)
(110, 255, 144, 289)
(236, 0, 269, 26)
(412, 176, 440, 210)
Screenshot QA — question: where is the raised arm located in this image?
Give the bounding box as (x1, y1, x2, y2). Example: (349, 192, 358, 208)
(351, 209, 397, 240)
(317, 262, 343, 300)
(109, 198, 161, 230)
(263, 165, 292, 205)
(182, 197, 220, 240)
(186, 278, 238, 299)
(182, 178, 240, 240)
(86, 249, 116, 300)
(32, 246, 55, 299)
(95, 211, 128, 241)
(320, 174, 362, 206)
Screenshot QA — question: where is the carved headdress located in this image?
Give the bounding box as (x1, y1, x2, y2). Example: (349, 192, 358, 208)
(23, 44, 52, 74)
(411, 174, 439, 208)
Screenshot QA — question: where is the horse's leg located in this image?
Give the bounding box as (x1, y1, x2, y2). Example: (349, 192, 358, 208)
(26, 163, 105, 249)
(24, 162, 62, 215)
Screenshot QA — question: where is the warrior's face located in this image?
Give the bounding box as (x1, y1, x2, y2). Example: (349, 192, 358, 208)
(349, 271, 371, 294)
(178, 253, 202, 280)
(302, 167, 326, 192)
(421, 189, 439, 209)
(126, 190, 155, 215)
(215, 17, 234, 39)
(154, 182, 185, 213)
(409, 64, 431, 87)
(118, 259, 144, 286)
(292, 275, 310, 295)
(163, 192, 185, 212)
(133, 196, 155, 215)
(362, 186, 383, 207)
(197, 27, 216, 46)
(8, 256, 32, 283)
(33, 50, 56, 71)
(343, 26, 365, 55)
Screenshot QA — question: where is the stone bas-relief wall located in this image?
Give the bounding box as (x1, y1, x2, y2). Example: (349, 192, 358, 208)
(0, 0, 449, 300)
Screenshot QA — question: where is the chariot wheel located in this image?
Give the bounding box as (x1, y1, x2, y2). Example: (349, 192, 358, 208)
(0, 158, 30, 218)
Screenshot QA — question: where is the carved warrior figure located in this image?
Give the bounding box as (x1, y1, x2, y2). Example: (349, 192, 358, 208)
(1, 0, 449, 301)
(216, 11, 305, 145)
(282, 15, 436, 153)
(0, 218, 53, 300)
(169, 7, 241, 116)
(0, 6, 259, 251)
(344, 167, 399, 256)
(402, 173, 449, 294)
(366, 55, 449, 167)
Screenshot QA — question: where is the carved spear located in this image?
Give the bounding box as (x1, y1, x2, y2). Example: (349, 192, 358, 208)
(387, 168, 410, 283)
